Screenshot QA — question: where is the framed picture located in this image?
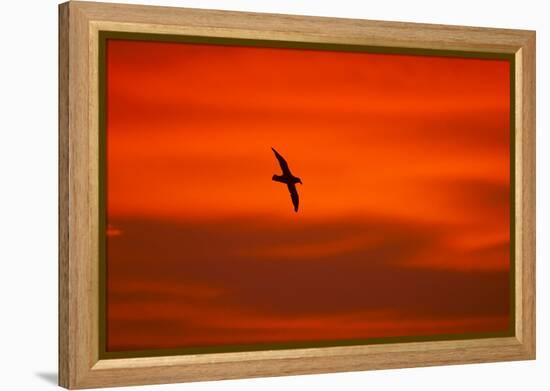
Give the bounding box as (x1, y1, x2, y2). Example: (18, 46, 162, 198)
(59, 1, 535, 389)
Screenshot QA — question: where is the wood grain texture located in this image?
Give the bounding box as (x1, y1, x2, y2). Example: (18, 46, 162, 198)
(518, 34, 536, 356)
(58, 1, 536, 388)
(58, 3, 70, 387)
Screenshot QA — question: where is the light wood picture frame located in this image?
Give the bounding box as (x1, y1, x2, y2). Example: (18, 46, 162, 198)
(59, 1, 535, 389)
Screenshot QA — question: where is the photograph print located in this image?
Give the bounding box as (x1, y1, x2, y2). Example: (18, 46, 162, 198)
(101, 34, 513, 356)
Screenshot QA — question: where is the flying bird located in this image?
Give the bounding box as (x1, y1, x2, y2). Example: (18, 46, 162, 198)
(271, 147, 302, 212)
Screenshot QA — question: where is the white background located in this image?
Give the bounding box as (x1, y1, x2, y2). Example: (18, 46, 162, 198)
(0, 0, 547, 389)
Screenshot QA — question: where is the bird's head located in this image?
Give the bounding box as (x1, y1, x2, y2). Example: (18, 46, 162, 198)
(297, 178, 303, 185)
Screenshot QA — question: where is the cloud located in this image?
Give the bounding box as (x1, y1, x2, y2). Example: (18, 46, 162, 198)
(106, 224, 122, 237)
(106, 215, 510, 351)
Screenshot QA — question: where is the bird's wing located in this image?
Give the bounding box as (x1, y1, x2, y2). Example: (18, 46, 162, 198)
(271, 147, 291, 176)
(287, 184, 299, 212)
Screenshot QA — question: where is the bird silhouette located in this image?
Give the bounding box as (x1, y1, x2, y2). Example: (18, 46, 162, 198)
(271, 147, 302, 212)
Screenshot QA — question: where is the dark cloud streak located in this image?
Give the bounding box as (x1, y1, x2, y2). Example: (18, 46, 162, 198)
(107, 215, 510, 350)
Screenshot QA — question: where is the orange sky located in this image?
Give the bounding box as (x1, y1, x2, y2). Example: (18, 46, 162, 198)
(105, 38, 511, 352)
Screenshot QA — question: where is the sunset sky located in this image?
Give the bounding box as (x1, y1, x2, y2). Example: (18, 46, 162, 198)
(105, 38, 511, 352)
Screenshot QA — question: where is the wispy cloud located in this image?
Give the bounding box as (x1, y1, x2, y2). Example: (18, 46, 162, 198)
(106, 224, 122, 237)
(106, 216, 510, 351)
